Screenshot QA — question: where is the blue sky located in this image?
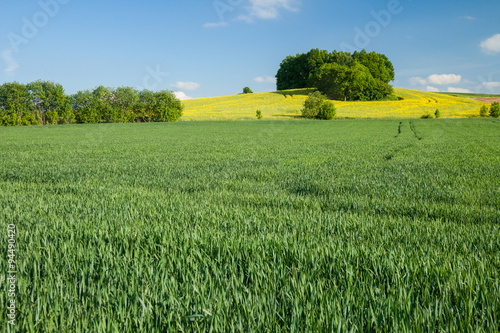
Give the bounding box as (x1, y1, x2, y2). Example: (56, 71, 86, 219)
(1, 0, 499, 99)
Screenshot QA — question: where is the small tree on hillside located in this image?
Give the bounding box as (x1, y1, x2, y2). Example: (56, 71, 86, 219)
(243, 87, 253, 94)
(489, 102, 500, 118)
(479, 105, 489, 117)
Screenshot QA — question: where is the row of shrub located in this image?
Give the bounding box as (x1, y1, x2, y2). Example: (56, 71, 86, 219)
(479, 102, 500, 118)
(0, 81, 183, 126)
(421, 109, 441, 119)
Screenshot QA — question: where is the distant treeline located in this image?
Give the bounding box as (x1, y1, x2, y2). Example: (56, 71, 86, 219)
(0, 81, 183, 126)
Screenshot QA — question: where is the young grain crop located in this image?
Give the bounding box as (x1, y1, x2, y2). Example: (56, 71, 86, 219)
(0, 120, 499, 331)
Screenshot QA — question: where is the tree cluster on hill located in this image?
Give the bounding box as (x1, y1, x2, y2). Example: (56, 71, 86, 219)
(0, 80, 183, 126)
(276, 49, 395, 101)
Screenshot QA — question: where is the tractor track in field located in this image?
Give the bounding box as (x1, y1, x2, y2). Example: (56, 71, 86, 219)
(394, 121, 403, 138)
(409, 121, 422, 140)
(385, 144, 413, 161)
(385, 121, 422, 160)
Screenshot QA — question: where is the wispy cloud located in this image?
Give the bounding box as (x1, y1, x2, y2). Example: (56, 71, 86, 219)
(409, 77, 427, 86)
(410, 74, 462, 86)
(254, 76, 276, 84)
(238, 0, 300, 23)
(460, 16, 475, 20)
(171, 81, 200, 91)
(482, 82, 500, 89)
(204, 21, 228, 28)
(2, 49, 19, 75)
(480, 34, 500, 54)
(447, 87, 472, 93)
(426, 86, 439, 92)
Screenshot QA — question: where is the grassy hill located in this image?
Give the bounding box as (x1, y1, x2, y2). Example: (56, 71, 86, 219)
(182, 88, 488, 120)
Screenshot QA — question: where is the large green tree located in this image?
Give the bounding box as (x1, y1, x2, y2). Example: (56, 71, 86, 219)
(112, 87, 139, 123)
(352, 50, 394, 84)
(276, 53, 310, 90)
(345, 61, 378, 101)
(134, 90, 183, 123)
(69, 90, 101, 124)
(310, 63, 350, 101)
(27, 80, 73, 124)
(310, 61, 377, 101)
(0, 82, 34, 125)
(352, 50, 394, 99)
(92, 86, 117, 123)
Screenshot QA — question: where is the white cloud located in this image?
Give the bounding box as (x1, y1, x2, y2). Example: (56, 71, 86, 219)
(254, 76, 276, 84)
(428, 74, 462, 85)
(447, 87, 472, 93)
(410, 74, 462, 86)
(2, 49, 18, 75)
(204, 21, 228, 28)
(480, 34, 500, 54)
(173, 91, 192, 100)
(461, 16, 475, 20)
(171, 81, 200, 91)
(482, 82, 500, 89)
(409, 77, 427, 86)
(426, 86, 439, 92)
(239, 0, 300, 22)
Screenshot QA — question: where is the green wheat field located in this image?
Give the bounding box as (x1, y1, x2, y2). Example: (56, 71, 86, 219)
(1, 119, 499, 331)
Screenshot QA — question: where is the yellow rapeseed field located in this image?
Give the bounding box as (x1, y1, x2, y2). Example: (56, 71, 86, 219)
(182, 88, 488, 120)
